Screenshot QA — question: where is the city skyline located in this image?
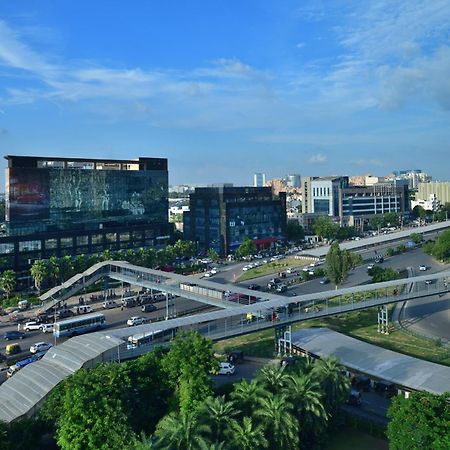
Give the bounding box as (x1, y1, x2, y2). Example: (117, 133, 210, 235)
(0, 1, 449, 187)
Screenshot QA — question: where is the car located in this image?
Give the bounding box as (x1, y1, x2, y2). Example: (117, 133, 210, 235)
(348, 389, 362, 406)
(141, 304, 157, 313)
(204, 271, 212, 277)
(217, 362, 235, 375)
(275, 284, 287, 293)
(57, 309, 74, 319)
(419, 265, 427, 271)
(30, 342, 53, 354)
(319, 277, 329, 284)
(247, 284, 261, 291)
(308, 270, 315, 276)
(375, 256, 384, 264)
(210, 268, 219, 274)
(24, 321, 41, 332)
(286, 268, 296, 274)
(102, 300, 117, 309)
(3, 331, 26, 341)
(367, 264, 374, 270)
(5, 343, 22, 356)
(127, 316, 149, 326)
(242, 266, 249, 271)
(40, 323, 54, 333)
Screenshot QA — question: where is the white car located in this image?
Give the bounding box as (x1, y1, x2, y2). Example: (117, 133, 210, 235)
(24, 321, 41, 332)
(30, 342, 53, 354)
(367, 264, 374, 270)
(210, 268, 219, 275)
(204, 271, 212, 277)
(127, 316, 148, 326)
(40, 323, 54, 333)
(419, 265, 427, 271)
(217, 362, 235, 375)
(242, 266, 249, 271)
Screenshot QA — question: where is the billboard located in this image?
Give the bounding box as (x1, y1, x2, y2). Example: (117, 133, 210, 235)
(6, 168, 50, 221)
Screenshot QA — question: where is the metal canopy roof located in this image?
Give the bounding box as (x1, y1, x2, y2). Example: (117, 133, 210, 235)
(291, 328, 450, 395)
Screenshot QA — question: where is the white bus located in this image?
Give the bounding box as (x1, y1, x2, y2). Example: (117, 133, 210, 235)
(127, 330, 166, 350)
(54, 313, 106, 338)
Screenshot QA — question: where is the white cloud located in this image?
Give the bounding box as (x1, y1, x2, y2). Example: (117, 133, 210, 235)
(309, 153, 327, 163)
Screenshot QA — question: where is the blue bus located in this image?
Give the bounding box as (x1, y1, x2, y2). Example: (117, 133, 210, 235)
(54, 313, 106, 338)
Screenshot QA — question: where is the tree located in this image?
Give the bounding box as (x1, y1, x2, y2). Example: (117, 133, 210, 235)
(161, 331, 217, 413)
(30, 259, 48, 293)
(256, 364, 290, 394)
(199, 396, 238, 444)
(286, 220, 305, 243)
(231, 379, 267, 417)
(207, 248, 220, 262)
(235, 236, 257, 259)
(369, 215, 384, 231)
(288, 373, 328, 447)
(431, 229, 450, 262)
(0, 270, 16, 300)
(343, 250, 362, 270)
(387, 391, 450, 450)
(229, 417, 268, 450)
(312, 356, 350, 416)
(410, 233, 423, 245)
(173, 240, 197, 258)
(48, 256, 61, 284)
(433, 209, 447, 222)
(59, 256, 74, 282)
(326, 242, 349, 288)
(256, 393, 299, 450)
(412, 205, 427, 220)
(384, 212, 399, 227)
(155, 411, 210, 450)
(55, 364, 136, 450)
(368, 266, 400, 283)
(312, 216, 339, 240)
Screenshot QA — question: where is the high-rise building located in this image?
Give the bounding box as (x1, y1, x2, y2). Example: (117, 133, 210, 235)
(1, 155, 171, 271)
(302, 175, 409, 226)
(183, 186, 287, 256)
(286, 174, 301, 188)
(417, 181, 450, 205)
(391, 170, 431, 189)
(253, 173, 266, 187)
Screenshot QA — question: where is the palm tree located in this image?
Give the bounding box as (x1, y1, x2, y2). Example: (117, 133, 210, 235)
(231, 379, 267, 417)
(256, 393, 299, 450)
(313, 356, 350, 416)
(229, 416, 268, 450)
(155, 411, 211, 450)
(288, 373, 328, 440)
(30, 259, 48, 293)
(256, 364, 290, 394)
(0, 270, 16, 300)
(198, 396, 239, 444)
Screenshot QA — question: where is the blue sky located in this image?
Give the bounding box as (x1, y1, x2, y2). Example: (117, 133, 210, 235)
(0, 0, 449, 186)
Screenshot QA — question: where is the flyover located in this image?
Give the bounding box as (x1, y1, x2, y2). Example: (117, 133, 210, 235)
(1, 267, 448, 423)
(302, 221, 450, 258)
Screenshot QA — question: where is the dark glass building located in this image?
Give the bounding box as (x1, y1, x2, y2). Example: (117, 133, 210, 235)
(0, 155, 170, 271)
(183, 186, 287, 256)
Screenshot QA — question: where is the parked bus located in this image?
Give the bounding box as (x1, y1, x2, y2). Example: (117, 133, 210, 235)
(54, 313, 106, 338)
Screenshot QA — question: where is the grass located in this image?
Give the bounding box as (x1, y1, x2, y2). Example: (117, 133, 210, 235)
(214, 305, 450, 366)
(236, 257, 315, 282)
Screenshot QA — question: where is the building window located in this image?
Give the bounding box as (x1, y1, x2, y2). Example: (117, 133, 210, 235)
(60, 237, 73, 248)
(46, 239, 57, 249)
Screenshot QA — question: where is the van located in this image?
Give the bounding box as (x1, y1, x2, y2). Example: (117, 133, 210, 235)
(102, 300, 117, 309)
(122, 298, 137, 308)
(5, 343, 21, 356)
(7, 365, 21, 378)
(78, 305, 92, 314)
(152, 293, 166, 302)
(18, 300, 29, 310)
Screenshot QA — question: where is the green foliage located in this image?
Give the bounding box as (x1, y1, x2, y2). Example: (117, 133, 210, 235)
(31, 259, 49, 292)
(412, 205, 427, 219)
(396, 244, 407, 254)
(155, 411, 210, 450)
(344, 250, 362, 270)
(368, 266, 400, 283)
(286, 220, 305, 243)
(433, 209, 447, 222)
(235, 236, 257, 259)
(229, 416, 268, 450)
(326, 242, 349, 288)
(409, 233, 423, 245)
(312, 216, 339, 240)
(207, 248, 220, 262)
(161, 331, 217, 413)
(387, 391, 450, 450)
(383, 212, 399, 227)
(0, 270, 16, 299)
(369, 215, 384, 230)
(386, 247, 395, 257)
(423, 229, 450, 262)
(336, 226, 357, 241)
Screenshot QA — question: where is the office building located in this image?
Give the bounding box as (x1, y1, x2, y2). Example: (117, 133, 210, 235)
(392, 170, 431, 189)
(286, 174, 301, 188)
(302, 175, 409, 227)
(1, 155, 171, 271)
(183, 186, 287, 256)
(417, 181, 450, 206)
(253, 173, 266, 188)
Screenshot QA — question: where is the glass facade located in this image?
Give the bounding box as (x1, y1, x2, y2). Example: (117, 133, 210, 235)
(184, 187, 287, 256)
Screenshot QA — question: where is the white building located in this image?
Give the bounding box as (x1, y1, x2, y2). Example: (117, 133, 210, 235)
(253, 172, 266, 187)
(411, 194, 441, 212)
